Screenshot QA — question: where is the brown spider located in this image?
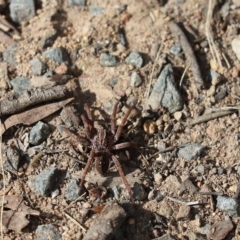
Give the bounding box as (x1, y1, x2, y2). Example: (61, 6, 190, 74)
(63, 102, 137, 203)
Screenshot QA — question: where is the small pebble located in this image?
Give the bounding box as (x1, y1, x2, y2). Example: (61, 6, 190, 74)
(125, 52, 143, 68)
(132, 182, 147, 201)
(35, 224, 62, 240)
(40, 29, 58, 49)
(231, 36, 240, 61)
(216, 196, 240, 216)
(89, 6, 105, 15)
(100, 52, 119, 67)
(43, 47, 70, 64)
(30, 58, 47, 76)
(173, 111, 182, 121)
(130, 71, 142, 87)
(28, 167, 58, 196)
(68, 0, 86, 7)
(11, 77, 30, 93)
(232, 67, 239, 78)
(143, 120, 157, 135)
(178, 143, 205, 161)
(29, 121, 50, 145)
(10, 0, 35, 24)
(64, 179, 80, 201)
(170, 44, 182, 55)
(154, 173, 163, 185)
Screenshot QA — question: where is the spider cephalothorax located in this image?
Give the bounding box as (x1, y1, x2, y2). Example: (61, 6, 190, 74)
(63, 102, 137, 203)
(91, 129, 115, 153)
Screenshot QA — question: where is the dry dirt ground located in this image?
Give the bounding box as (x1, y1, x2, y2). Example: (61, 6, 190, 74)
(1, 0, 240, 239)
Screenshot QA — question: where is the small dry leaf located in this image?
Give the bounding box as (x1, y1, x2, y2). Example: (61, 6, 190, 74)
(1, 195, 40, 232)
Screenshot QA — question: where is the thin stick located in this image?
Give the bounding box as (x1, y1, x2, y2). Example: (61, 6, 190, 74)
(179, 62, 191, 87)
(205, 0, 222, 67)
(63, 192, 86, 211)
(64, 212, 87, 232)
(166, 196, 199, 206)
(0, 119, 5, 240)
(168, 21, 204, 93)
(197, 191, 223, 196)
(143, 42, 163, 111)
(190, 110, 235, 126)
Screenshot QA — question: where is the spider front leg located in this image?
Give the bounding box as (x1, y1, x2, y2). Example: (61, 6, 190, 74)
(114, 105, 135, 142)
(81, 104, 96, 139)
(111, 154, 135, 203)
(79, 150, 95, 190)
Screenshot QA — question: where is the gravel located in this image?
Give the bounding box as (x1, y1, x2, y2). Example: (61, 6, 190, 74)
(64, 179, 80, 201)
(147, 63, 183, 113)
(30, 58, 47, 76)
(130, 71, 142, 87)
(35, 224, 62, 240)
(29, 121, 50, 145)
(100, 52, 120, 67)
(10, 0, 35, 24)
(28, 167, 59, 196)
(216, 196, 240, 217)
(43, 47, 70, 64)
(11, 77, 30, 93)
(125, 52, 143, 68)
(178, 143, 205, 161)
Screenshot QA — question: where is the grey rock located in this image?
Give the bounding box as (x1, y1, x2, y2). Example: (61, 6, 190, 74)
(64, 179, 80, 201)
(197, 165, 204, 173)
(89, 6, 105, 15)
(147, 63, 183, 113)
(178, 143, 205, 161)
(220, 1, 230, 19)
(237, 166, 240, 174)
(11, 77, 30, 93)
(68, 0, 86, 7)
(60, 106, 78, 128)
(126, 96, 138, 106)
(210, 69, 221, 83)
(103, 99, 117, 115)
(232, 36, 240, 61)
(109, 77, 118, 87)
(100, 52, 119, 67)
(217, 196, 240, 216)
(130, 71, 142, 87)
(3, 45, 17, 66)
(30, 58, 47, 76)
(170, 44, 182, 55)
(28, 167, 58, 196)
(125, 52, 143, 68)
(40, 29, 58, 49)
(35, 224, 62, 240)
(112, 186, 121, 200)
(10, 0, 35, 24)
(4, 145, 20, 173)
(132, 182, 147, 201)
(43, 47, 70, 64)
(29, 121, 50, 145)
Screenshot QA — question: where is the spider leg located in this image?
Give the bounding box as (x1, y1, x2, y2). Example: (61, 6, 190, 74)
(114, 142, 137, 150)
(111, 102, 118, 135)
(81, 114, 92, 139)
(111, 154, 135, 203)
(81, 104, 97, 139)
(114, 105, 134, 142)
(60, 126, 90, 146)
(79, 150, 95, 189)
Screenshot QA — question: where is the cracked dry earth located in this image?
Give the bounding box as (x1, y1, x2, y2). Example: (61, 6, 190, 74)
(1, 0, 240, 239)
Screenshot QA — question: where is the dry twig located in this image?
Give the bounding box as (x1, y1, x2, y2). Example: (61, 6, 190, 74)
(166, 196, 199, 206)
(168, 21, 204, 98)
(0, 119, 4, 240)
(0, 85, 70, 117)
(64, 212, 87, 232)
(190, 109, 235, 126)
